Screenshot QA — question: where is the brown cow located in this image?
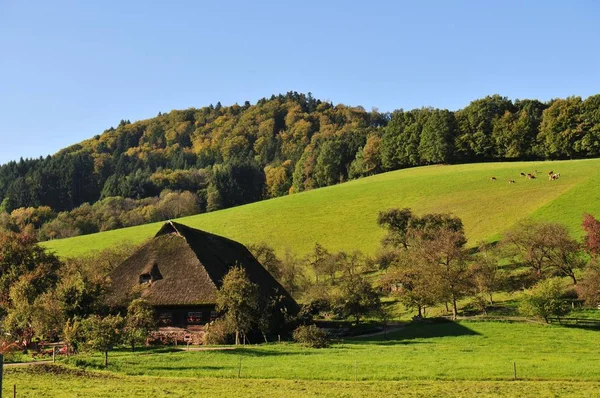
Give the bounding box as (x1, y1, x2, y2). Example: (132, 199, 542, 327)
(520, 172, 526, 177)
(508, 179, 516, 184)
(490, 176, 497, 181)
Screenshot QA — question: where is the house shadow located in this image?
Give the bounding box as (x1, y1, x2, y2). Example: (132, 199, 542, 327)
(351, 318, 481, 345)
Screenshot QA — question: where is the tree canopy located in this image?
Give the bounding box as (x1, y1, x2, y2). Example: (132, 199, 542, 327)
(2, 92, 600, 242)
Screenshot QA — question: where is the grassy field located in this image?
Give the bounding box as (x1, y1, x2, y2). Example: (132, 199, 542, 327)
(5, 321, 600, 397)
(5, 368, 599, 397)
(42, 158, 600, 259)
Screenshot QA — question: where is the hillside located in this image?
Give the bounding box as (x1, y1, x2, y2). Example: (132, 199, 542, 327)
(43, 158, 600, 258)
(3, 93, 600, 243)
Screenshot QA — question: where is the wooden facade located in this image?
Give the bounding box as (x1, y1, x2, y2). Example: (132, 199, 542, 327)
(154, 304, 217, 328)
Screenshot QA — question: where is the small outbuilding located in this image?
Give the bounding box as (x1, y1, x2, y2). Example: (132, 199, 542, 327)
(107, 221, 299, 329)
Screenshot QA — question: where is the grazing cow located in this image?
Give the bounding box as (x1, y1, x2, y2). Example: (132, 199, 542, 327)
(520, 172, 526, 177)
(490, 176, 497, 181)
(548, 171, 553, 176)
(508, 179, 516, 184)
(527, 173, 536, 180)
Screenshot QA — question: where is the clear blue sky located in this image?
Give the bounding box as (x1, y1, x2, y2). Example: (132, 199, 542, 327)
(1, 0, 599, 164)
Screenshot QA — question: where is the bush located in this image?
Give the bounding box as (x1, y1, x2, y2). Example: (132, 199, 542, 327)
(519, 278, 570, 322)
(204, 319, 233, 345)
(292, 324, 329, 348)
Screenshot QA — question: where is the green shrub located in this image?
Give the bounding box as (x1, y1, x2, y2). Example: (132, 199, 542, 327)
(292, 324, 329, 348)
(204, 319, 232, 345)
(519, 278, 570, 322)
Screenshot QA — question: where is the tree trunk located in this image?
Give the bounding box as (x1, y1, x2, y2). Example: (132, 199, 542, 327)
(452, 295, 458, 320)
(445, 302, 449, 313)
(417, 305, 422, 318)
(131, 341, 135, 352)
(235, 330, 240, 346)
(570, 273, 577, 285)
(104, 350, 108, 367)
(489, 293, 494, 306)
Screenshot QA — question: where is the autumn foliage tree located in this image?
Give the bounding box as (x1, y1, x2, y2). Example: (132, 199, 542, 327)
(504, 221, 584, 284)
(380, 250, 442, 318)
(378, 209, 470, 319)
(582, 213, 600, 257)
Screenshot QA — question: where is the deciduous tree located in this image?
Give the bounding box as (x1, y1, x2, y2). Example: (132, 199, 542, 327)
(216, 266, 260, 345)
(81, 314, 124, 367)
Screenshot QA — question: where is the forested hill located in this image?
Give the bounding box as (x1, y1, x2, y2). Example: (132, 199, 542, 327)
(1, 92, 600, 240)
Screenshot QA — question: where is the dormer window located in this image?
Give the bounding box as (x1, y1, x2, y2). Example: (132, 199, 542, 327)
(139, 262, 163, 284)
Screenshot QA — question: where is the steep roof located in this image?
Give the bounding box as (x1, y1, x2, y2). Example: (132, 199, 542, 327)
(106, 221, 299, 313)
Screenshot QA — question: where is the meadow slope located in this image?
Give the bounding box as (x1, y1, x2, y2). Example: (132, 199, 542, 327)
(43, 159, 600, 258)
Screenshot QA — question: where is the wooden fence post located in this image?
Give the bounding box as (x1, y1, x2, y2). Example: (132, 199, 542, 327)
(513, 362, 517, 380)
(0, 353, 3, 398)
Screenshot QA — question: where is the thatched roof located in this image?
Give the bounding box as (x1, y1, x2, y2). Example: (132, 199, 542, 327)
(106, 221, 299, 313)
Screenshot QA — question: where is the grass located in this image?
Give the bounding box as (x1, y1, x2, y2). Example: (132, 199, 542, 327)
(42, 158, 600, 258)
(6, 367, 600, 397)
(5, 368, 600, 397)
(6, 321, 600, 397)
(60, 321, 600, 381)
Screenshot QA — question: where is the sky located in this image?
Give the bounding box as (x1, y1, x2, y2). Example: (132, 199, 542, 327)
(0, 0, 599, 164)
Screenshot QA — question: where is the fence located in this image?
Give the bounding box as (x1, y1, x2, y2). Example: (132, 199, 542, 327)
(546, 317, 600, 328)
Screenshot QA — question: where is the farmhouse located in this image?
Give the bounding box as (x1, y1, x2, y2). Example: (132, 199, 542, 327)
(106, 221, 299, 329)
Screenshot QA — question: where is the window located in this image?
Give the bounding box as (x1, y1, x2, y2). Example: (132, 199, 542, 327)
(139, 263, 163, 284)
(187, 312, 204, 325)
(158, 312, 173, 326)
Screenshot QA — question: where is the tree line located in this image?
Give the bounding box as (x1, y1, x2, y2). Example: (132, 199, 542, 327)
(0, 190, 202, 240)
(1, 92, 600, 240)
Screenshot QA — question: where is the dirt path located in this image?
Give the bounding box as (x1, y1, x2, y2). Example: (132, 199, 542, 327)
(4, 360, 53, 368)
(179, 346, 236, 352)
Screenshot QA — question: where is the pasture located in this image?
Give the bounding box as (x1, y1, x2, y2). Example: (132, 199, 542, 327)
(43, 158, 600, 259)
(5, 321, 600, 397)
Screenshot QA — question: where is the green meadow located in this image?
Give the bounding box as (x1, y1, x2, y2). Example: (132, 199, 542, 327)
(43, 158, 600, 258)
(5, 321, 600, 397)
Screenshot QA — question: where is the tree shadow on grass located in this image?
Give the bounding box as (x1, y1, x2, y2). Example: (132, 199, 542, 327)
(351, 319, 481, 345)
(216, 347, 317, 357)
(144, 365, 228, 371)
